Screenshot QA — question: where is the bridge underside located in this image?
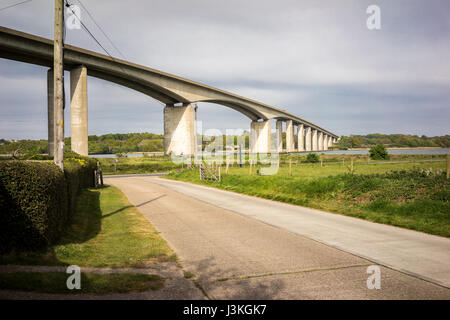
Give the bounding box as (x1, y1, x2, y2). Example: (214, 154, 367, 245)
(0, 26, 339, 156)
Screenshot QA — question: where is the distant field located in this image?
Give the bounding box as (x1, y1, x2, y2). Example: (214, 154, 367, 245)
(166, 158, 450, 237)
(94, 153, 446, 175)
(97, 156, 181, 175)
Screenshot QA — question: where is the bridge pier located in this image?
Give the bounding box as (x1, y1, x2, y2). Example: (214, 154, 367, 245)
(70, 65, 88, 156)
(318, 132, 324, 151)
(323, 134, 329, 151)
(164, 104, 195, 156)
(47, 68, 55, 156)
(286, 120, 295, 152)
(312, 129, 318, 151)
(305, 127, 312, 151)
(297, 124, 304, 152)
(328, 136, 333, 148)
(250, 120, 271, 154)
(275, 120, 283, 153)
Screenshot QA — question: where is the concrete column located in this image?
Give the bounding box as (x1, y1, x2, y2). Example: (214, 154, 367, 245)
(164, 104, 195, 155)
(297, 124, 304, 152)
(47, 68, 55, 156)
(70, 65, 88, 156)
(328, 135, 333, 148)
(259, 120, 271, 154)
(275, 120, 283, 153)
(323, 134, 328, 151)
(250, 120, 271, 154)
(286, 120, 294, 152)
(250, 121, 258, 154)
(318, 132, 324, 150)
(312, 129, 318, 151)
(305, 127, 312, 151)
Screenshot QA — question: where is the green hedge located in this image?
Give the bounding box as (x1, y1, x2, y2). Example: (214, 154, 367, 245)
(0, 156, 96, 253)
(64, 156, 96, 215)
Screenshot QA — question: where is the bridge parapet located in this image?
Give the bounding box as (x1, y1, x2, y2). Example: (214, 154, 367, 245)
(0, 26, 339, 156)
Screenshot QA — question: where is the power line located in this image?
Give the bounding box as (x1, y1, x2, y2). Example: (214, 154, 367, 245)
(0, 0, 32, 12)
(65, 0, 114, 59)
(65, 0, 165, 106)
(75, 0, 127, 60)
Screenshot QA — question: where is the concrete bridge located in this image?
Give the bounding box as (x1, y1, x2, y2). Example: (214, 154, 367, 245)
(0, 26, 339, 156)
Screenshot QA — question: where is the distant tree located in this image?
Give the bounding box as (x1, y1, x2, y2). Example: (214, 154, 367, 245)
(369, 144, 389, 160)
(349, 136, 361, 148)
(305, 153, 320, 163)
(335, 136, 351, 150)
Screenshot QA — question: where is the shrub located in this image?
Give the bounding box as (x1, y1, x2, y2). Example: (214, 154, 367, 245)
(369, 144, 390, 160)
(305, 153, 320, 163)
(63, 151, 97, 215)
(0, 153, 96, 253)
(0, 161, 68, 253)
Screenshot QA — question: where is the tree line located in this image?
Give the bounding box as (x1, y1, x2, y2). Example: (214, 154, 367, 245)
(334, 134, 450, 150)
(1, 133, 449, 155)
(0, 132, 163, 155)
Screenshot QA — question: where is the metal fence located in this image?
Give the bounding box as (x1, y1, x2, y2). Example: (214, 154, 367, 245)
(199, 164, 221, 182)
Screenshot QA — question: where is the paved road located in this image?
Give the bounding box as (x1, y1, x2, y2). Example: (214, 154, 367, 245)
(105, 176, 450, 299)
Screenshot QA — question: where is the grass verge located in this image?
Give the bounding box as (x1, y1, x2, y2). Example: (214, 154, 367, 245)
(166, 164, 450, 237)
(0, 272, 164, 294)
(0, 186, 176, 267)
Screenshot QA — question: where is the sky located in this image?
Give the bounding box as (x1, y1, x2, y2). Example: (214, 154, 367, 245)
(0, 0, 449, 139)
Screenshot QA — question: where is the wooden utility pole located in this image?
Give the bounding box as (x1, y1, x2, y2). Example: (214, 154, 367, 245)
(193, 104, 198, 166)
(54, 0, 64, 170)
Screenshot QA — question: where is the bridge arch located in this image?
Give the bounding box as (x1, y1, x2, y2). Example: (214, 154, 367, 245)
(0, 26, 339, 156)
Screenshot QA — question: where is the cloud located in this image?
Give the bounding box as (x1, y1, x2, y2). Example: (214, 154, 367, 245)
(0, 0, 449, 139)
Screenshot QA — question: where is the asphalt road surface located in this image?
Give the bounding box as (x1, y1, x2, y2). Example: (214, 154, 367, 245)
(105, 175, 450, 299)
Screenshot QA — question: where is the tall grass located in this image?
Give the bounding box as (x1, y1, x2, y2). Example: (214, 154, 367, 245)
(167, 166, 450, 237)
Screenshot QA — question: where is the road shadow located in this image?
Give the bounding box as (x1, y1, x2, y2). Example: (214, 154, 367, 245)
(136, 195, 166, 208)
(183, 256, 287, 300)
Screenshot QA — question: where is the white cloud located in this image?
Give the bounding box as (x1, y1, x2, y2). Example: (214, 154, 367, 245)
(0, 0, 449, 139)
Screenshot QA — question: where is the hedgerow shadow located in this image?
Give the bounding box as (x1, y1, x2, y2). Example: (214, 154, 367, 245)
(0, 189, 102, 266)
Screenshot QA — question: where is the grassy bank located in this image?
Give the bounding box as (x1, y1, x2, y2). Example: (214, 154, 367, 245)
(0, 186, 175, 267)
(97, 155, 181, 175)
(94, 153, 447, 176)
(166, 161, 450, 237)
